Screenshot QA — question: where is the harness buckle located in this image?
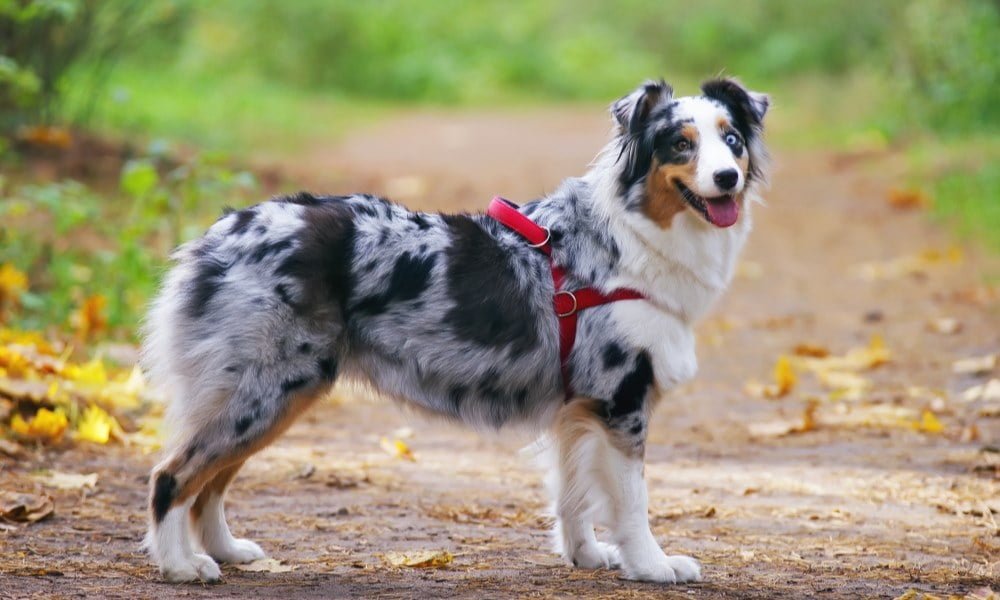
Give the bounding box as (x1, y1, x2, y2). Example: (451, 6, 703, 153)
(527, 226, 551, 249)
(554, 290, 578, 318)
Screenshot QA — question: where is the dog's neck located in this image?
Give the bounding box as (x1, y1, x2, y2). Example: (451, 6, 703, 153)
(531, 157, 755, 325)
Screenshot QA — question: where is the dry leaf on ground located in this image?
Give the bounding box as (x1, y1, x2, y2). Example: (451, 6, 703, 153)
(33, 471, 98, 490)
(0, 491, 54, 523)
(885, 187, 929, 210)
(380, 437, 416, 461)
(926, 317, 962, 335)
(953, 354, 997, 376)
(961, 379, 1000, 403)
(383, 550, 454, 569)
(235, 558, 296, 573)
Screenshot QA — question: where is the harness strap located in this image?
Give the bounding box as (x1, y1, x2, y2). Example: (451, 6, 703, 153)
(487, 196, 646, 398)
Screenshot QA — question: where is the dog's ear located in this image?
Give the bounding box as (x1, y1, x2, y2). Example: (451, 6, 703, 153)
(700, 78, 770, 128)
(612, 79, 673, 134)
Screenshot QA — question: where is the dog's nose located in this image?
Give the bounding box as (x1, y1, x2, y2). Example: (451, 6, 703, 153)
(713, 169, 739, 191)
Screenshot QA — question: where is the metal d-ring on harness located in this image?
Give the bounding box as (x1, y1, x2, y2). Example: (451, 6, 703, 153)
(487, 197, 646, 399)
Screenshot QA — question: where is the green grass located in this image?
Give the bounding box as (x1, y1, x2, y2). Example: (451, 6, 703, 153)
(63, 65, 393, 154)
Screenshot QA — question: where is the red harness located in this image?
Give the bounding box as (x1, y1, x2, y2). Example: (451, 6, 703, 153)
(487, 197, 646, 398)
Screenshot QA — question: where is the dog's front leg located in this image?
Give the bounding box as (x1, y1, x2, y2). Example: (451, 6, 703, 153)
(601, 438, 701, 583)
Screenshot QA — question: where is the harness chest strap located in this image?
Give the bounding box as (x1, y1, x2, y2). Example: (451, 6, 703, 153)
(486, 197, 646, 398)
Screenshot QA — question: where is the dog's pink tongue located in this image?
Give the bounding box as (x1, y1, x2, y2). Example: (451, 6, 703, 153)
(705, 196, 739, 228)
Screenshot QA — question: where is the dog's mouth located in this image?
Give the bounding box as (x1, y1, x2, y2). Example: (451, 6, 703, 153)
(675, 181, 739, 228)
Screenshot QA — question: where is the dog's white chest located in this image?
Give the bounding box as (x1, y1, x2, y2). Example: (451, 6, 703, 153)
(611, 301, 698, 392)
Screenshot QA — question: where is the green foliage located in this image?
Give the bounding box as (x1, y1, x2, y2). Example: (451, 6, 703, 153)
(0, 0, 188, 132)
(889, 0, 1000, 135)
(0, 154, 257, 336)
(932, 165, 1000, 252)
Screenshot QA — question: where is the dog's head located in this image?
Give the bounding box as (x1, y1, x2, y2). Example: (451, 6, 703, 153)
(612, 78, 769, 229)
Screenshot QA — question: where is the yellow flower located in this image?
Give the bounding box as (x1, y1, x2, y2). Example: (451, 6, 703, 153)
(0, 263, 28, 318)
(11, 407, 69, 441)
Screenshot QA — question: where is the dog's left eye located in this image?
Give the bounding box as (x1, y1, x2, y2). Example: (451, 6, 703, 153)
(724, 133, 741, 147)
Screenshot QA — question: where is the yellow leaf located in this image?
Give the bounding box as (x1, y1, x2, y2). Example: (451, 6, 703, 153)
(76, 404, 119, 444)
(383, 550, 453, 568)
(0, 263, 28, 305)
(916, 410, 944, 434)
(62, 358, 108, 385)
(11, 407, 69, 441)
(380, 437, 416, 461)
(772, 355, 796, 396)
(0, 346, 32, 378)
(70, 295, 107, 339)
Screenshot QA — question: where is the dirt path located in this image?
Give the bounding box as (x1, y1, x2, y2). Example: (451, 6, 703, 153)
(3, 109, 999, 599)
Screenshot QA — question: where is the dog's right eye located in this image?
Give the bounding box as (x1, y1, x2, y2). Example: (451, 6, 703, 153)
(674, 139, 691, 152)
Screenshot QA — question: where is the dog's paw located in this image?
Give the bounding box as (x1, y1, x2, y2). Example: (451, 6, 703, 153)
(623, 553, 701, 584)
(209, 538, 266, 564)
(161, 552, 222, 583)
(569, 541, 622, 570)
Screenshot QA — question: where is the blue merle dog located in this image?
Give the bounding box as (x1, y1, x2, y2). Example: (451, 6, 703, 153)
(143, 77, 769, 584)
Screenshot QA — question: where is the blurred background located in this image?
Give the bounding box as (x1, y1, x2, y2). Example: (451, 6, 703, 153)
(0, 0, 997, 337)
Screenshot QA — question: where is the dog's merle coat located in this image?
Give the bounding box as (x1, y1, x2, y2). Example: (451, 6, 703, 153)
(144, 77, 769, 584)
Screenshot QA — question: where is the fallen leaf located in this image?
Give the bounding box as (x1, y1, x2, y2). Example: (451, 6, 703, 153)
(11, 407, 69, 441)
(383, 550, 453, 569)
(772, 356, 796, 396)
(0, 491, 54, 523)
(914, 410, 944, 434)
(75, 404, 120, 444)
(34, 471, 98, 490)
(792, 343, 830, 358)
(926, 317, 962, 335)
(235, 558, 296, 573)
(70, 295, 107, 339)
(953, 354, 997, 376)
(16, 125, 72, 149)
(380, 437, 416, 461)
(748, 401, 817, 438)
(961, 379, 1000, 403)
(885, 187, 929, 210)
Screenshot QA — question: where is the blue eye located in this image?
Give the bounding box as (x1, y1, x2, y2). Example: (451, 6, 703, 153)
(724, 132, 741, 147)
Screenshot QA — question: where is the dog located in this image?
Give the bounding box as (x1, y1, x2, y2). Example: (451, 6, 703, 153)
(142, 77, 769, 584)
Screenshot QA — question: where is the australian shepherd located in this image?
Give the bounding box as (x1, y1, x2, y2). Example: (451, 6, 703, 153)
(142, 77, 769, 584)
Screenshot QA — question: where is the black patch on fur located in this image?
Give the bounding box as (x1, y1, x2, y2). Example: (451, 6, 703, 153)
(279, 191, 322, 206)
(606, 351, 654, 420)
(442, 215, 540, 354)
(275, 283, 296, 309)
(602, 343, 627, 369)
(186, 254, 228, 319)
(318, 357, 337, 380)
(701, 78, 765, 181)
(615, 81, 674, 191)
(255, 225, 267, 235)
(353, 252, 437, 315)
(629, 422, 644, 436)
(448, 385, 467, 413)
(151, 472, 178, 523)
(229, 209, 256, 235)
(352, 201, 378, 218)
(273, 201, 356, 317)
(248, 238, 293, 264)
(281, 376, 311, 394)
(410, 213, 431, 230)
(297, 342, 312, 354)
(234, 414, 253, 436)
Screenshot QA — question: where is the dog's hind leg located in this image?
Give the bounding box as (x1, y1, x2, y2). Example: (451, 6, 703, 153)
(190, 461, 265, 564)
(147, 372, 330, 582)
(547, 399, 622, 570)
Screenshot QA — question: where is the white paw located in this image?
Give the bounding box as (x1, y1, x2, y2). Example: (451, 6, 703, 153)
(623, 553, 701, 584)
(665, 555, 702, 583)
(568, 541, 622, 570)
(161, 553, 222, 583)
(209, 538, 266, 564)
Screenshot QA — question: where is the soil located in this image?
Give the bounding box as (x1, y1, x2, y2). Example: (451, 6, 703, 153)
(2, 108, 999, 599)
